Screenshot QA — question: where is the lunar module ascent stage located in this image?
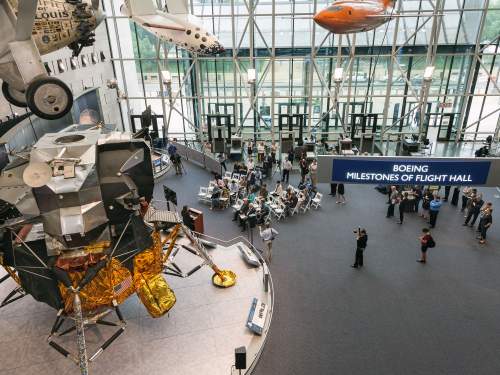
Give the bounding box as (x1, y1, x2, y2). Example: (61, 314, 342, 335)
(0, 128, 236, 374)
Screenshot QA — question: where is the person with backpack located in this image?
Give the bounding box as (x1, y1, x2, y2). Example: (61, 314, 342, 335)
(417, 228, 435, 263)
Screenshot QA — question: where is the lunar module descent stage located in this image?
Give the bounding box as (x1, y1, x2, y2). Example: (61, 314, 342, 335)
(0, 128, 236, 374)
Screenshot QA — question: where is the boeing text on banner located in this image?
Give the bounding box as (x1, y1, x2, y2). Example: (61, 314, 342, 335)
(331, 159, 492, 185)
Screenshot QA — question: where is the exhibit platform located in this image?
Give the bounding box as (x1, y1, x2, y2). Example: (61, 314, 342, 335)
(0, 235, 273, 375)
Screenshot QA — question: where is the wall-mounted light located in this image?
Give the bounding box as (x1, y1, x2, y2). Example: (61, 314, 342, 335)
(91, 52, 99, 64)
(161, 70, 172, 84)
(247, 68, 256, 84)
(99, 51, 106, 62)
(423, 66, 435, 82)
(70, 57, 78, 70)
(44, 62, 52, 75)
(333, 67, 344, 83)
(81, 55, 88, 67)
(57, 59, 66, 73)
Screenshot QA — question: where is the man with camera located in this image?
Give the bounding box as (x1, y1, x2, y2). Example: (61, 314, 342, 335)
(351, 228, 368, 269)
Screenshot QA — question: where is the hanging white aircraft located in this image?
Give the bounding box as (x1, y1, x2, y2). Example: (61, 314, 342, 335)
(0, 0, 105, 120)
(121, 0, 224, 55)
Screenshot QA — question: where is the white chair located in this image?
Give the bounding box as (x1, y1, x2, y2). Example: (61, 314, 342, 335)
(232, 198, 243, 211)
(272, 201, 286, 221)
(224, 171, 233, 179)
(198, 187, 209, 202)
(299, 196, 311, 213)
(311, 192, 323, 209)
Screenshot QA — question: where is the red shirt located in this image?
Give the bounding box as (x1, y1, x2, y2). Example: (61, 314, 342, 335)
(421, 234, 432, 245)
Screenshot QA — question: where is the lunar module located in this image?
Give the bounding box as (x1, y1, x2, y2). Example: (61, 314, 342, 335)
(0, 127, 236, 374)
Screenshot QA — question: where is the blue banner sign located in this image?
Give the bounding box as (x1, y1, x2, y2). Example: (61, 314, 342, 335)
(332, 158, 491, 185)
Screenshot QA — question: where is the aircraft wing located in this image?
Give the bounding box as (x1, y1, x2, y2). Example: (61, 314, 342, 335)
(136, 14, 186, 32)
(14, 0, 37, 41)
(164, 0, 189, 14)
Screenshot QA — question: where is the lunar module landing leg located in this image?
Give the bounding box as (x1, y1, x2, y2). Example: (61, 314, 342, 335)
(47, 297, 126, 374)
(145, 208, 237, 288)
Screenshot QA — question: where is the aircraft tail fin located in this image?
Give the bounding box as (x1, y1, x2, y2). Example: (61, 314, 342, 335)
(380, 0, 396, 8)
(123, 0, 157, 16)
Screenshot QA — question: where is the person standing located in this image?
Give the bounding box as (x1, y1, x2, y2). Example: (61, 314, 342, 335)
(330, 183, 338, 197)
(421, 189, 432, 220)
(412, 186, 423, 213)
(398, 192, 409, 224)
(337, 183, 346, 204)
(299, 156, 309, 183)
(351, 228, 368, 268)
(181, 205, 195, 231)
(217, 153, 227, 172)
(417, 228, 435, 263)
(451, 186, 460, 206)
(281, 157, 292, 183)
(257, 142, 265, 163)
(477, 208, 493, 244)
(429, 196, 442, 228)
(270, 142, 277, 164)
(309, 159, 318, 187)
(259, 222, 279, 263)
(247, 141, 254, 159)
(443, 186, 451, 202)
(287, 148, 294, 165)
(463, 195, 484, 227)
(386, 186, 398, 218)
(461, 186, 471, 212)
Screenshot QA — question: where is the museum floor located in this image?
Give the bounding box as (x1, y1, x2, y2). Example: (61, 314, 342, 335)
(1, 160, 500, 375)
(161, 162, 500, 375)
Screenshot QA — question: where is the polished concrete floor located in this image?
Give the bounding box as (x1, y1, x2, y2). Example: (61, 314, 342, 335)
(160, 161, 500, 375)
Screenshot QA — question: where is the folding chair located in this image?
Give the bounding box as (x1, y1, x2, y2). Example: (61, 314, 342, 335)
(273, 201, 286, 221)
(232, 198, 243, 211)
(311, 192, 323, 209)
(198, 187, 209, 202)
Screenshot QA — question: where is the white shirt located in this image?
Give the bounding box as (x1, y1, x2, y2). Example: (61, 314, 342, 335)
(283, 160, 292, 171)
(230, 183, 239, 194)
(260, 227, 279, 241)
(247, 160, 254, 170)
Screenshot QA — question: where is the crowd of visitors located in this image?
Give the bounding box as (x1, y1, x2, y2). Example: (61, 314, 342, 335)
(379, 185, 494, 245)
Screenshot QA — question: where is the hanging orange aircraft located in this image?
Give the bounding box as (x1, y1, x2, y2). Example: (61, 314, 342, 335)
(313, 0, 396, 34)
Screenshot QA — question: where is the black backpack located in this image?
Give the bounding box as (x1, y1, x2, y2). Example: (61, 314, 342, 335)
(427, 236, 436, 248)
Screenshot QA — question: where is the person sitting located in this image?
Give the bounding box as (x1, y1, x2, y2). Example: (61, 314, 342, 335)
(247, 170, 256, 193)
(210, 185, 222, 210)
(248, 187, 258, 203)
(229, 179, 240, 202)
(181, 205, 195, 231)
(285, 191, 298, 216)
(257, 201, 270, 225)
(239, 203, 256, 231)
(233, 198, 249, 221)
(247, 158, 255, 171)
(272, 181, 283, 196)
(259, 183, 269, 200)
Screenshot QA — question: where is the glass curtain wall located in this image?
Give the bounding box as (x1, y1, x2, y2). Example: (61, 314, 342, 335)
(104, 0, 500, 145)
